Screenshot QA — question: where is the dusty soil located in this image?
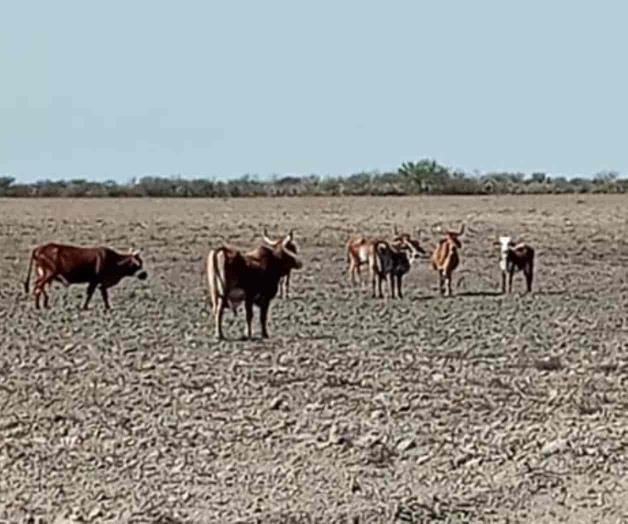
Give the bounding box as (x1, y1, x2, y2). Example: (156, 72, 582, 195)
(0, 195, 627, 523)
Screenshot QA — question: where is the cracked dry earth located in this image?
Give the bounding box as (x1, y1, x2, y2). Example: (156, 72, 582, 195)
(0, 195, 627, 523)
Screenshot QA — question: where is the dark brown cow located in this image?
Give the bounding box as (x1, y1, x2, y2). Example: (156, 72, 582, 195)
(431, 224, 465, 296)
(207, 235, 302, 339)
(261, 229, 298, 298)
(23, 243, 147, 310)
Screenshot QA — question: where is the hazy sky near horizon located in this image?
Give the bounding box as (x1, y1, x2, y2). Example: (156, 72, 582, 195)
(2, 0, 627, 182)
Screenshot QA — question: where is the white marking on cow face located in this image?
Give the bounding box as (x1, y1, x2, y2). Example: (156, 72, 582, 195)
(402, 240, 424, 265)
(499, 236, 511, 271)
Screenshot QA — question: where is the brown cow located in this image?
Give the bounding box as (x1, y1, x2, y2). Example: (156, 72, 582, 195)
(261, 228, 298, 298)
(23, 243, 147, 310)
(431, 224, 465, 296)
(207, 235, 302, 339)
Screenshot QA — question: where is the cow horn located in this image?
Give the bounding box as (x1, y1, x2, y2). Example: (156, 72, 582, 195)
(283, 230, 294, 244)
(459, 223, 466, 235)
(262, 228, 275, 245)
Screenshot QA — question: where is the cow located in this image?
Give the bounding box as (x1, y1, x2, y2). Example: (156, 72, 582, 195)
(23, 243, 147, 310)
(498, 236, 535, 294)
(346, 228, 425, 289)
(431, 224, 465, 297)
(206, 234, 303, 340)
(261, 229, 298, 298)
(347, 234, 424, 298)
(346, 235, 374, 287)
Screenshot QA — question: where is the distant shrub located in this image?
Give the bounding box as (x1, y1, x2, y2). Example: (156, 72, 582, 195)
(0, 160, 625, 197)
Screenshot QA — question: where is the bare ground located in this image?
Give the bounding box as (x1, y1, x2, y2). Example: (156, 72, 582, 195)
(0, 195, 627, 523)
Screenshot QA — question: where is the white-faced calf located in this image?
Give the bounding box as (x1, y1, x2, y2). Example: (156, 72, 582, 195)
(498, 236, 535, 294)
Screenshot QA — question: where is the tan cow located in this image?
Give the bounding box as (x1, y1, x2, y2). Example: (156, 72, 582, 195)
(431, 224, 465, 296)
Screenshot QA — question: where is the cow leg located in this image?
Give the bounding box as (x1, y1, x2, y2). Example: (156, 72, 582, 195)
(438, 271, 445, 295)
(83, 282, 98, 310)
(388, 274, 395, 298)
(508, 271, 514, 294)
(244, 299, 254, 339)
(259, 301, 270, 339)
(214, 298, 225, 340)
(501, 272, 507, 294)
(34, 282, 43, 309)
(99, 286, 111, 310)
(284, 272, 291, 299)
(524, 266, 533, 293)
(42, 283, 51, 308)
(378, 275, 384, 299)
(397, 275, 403, 299)
(35, 271, 54, 308)
(34, 278, 45, 309)
(445, 274, 452, 297)
(371, 269, 377, 298)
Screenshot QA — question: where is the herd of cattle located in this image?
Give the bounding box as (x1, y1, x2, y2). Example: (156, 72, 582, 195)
(22, 226, 535, 340)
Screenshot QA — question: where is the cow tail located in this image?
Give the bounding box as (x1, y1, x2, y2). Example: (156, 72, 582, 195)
(23, 250, 35, 294)
(207, 248, 226, 313)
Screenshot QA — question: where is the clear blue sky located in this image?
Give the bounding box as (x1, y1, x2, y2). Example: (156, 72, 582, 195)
(1, 0, 627, 182)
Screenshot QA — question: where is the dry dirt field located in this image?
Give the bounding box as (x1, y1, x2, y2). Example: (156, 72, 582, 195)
(1, 195, 627, 523)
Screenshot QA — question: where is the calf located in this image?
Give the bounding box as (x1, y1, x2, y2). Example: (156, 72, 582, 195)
(498, 236, 535, 294)
(261, 229, 298, 298)
(431, 224, 465, 296)
(207, 234, 302, 339)
(23, 243, 147, 310)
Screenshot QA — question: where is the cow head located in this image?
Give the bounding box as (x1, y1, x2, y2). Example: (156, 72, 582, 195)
(498, 236, 514, 271)
(263, 228, 298, 255)
(121, 249, 148, 280)
(444, 224, 465, 249)
(277, 233, 303, 271)
(392, 231, 426, 264)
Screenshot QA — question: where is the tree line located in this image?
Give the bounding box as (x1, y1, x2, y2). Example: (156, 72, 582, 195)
(1, 160, 626, 197)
